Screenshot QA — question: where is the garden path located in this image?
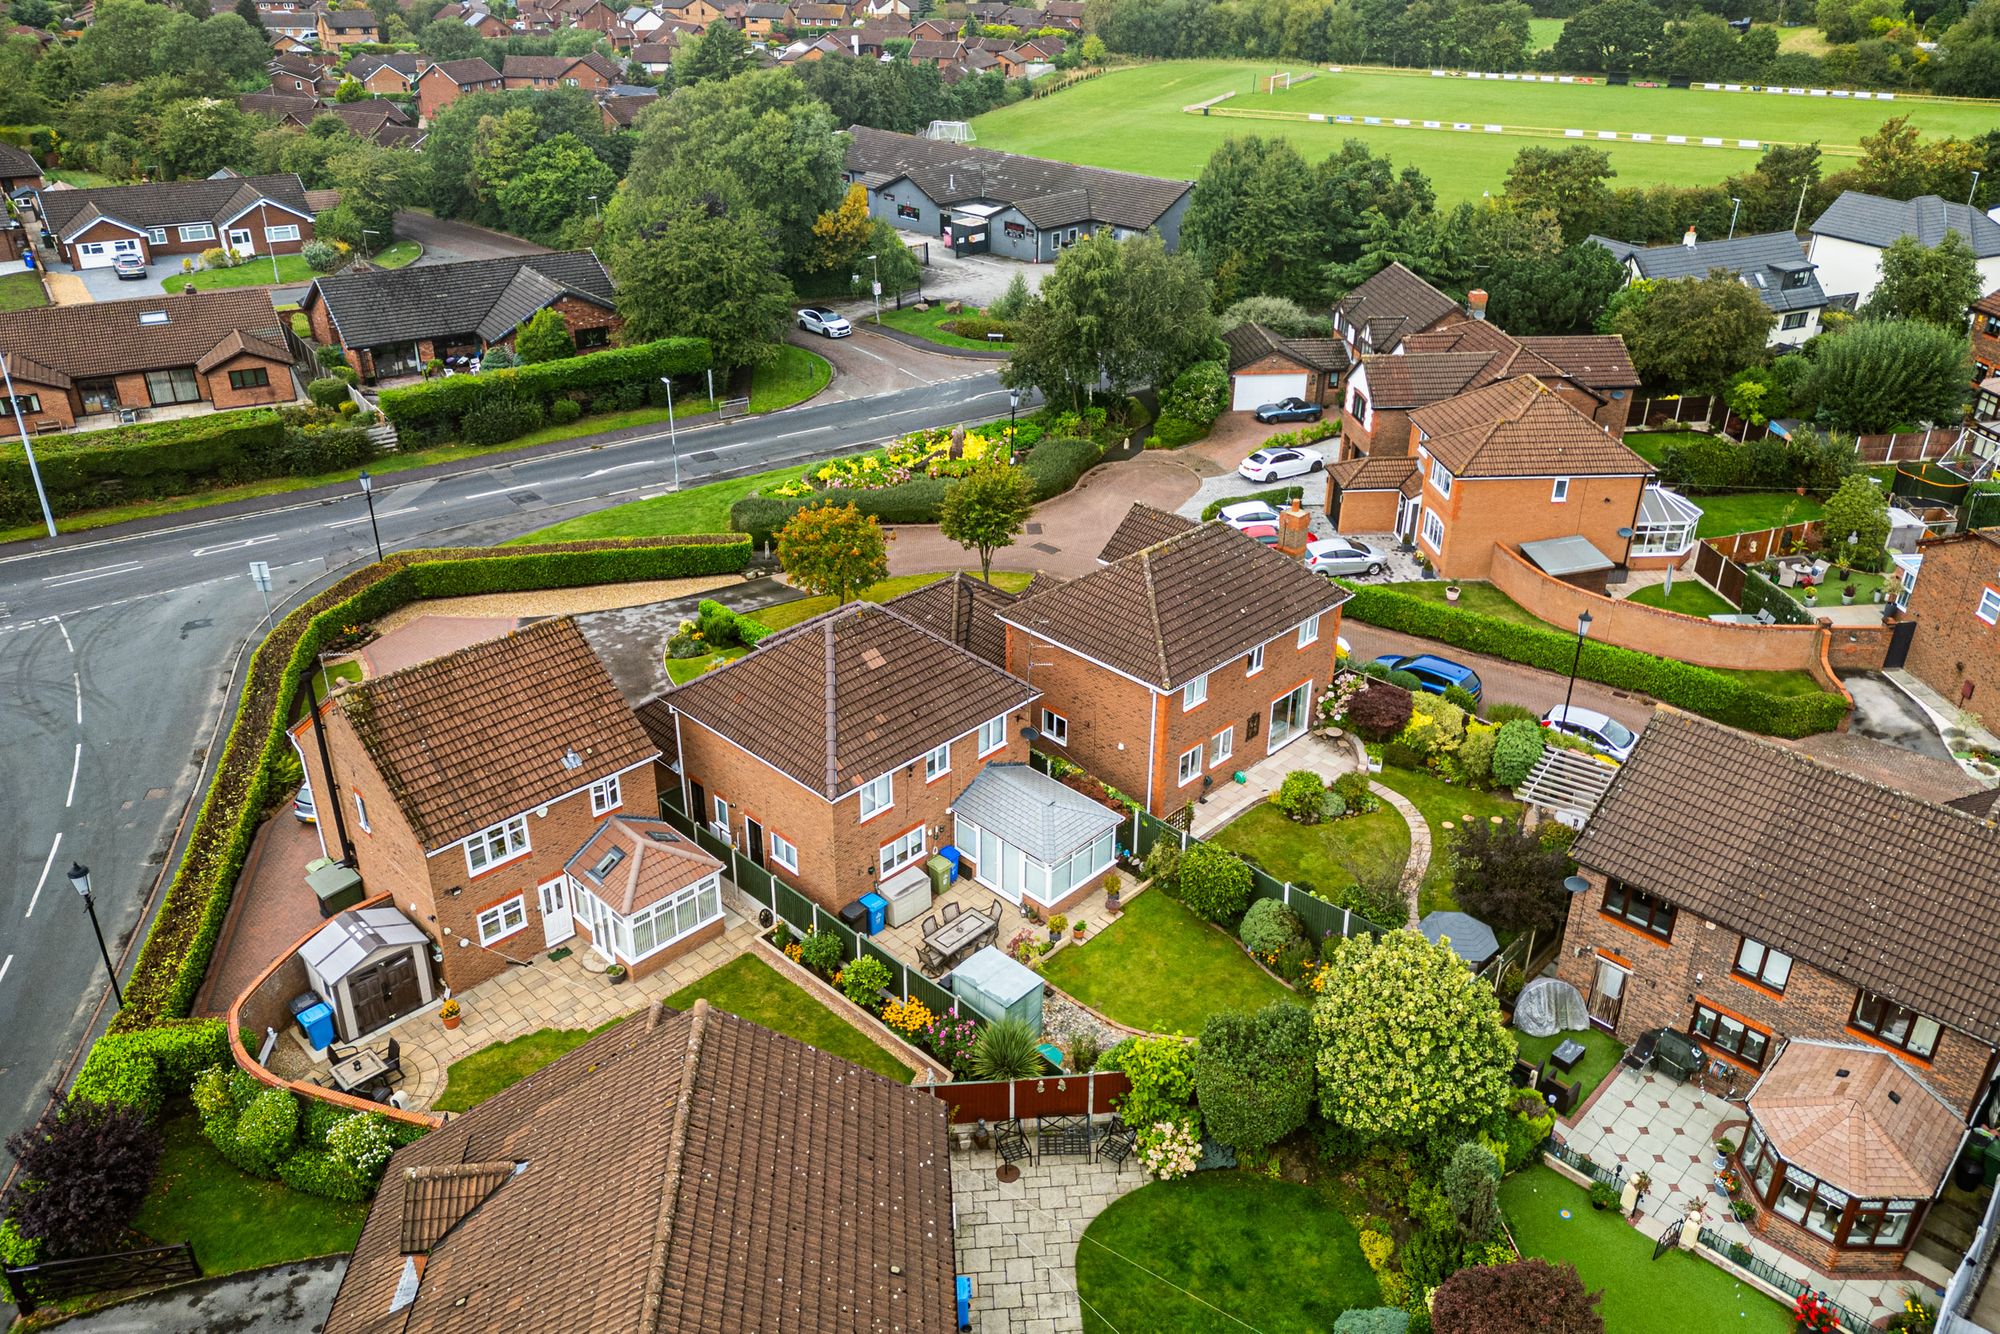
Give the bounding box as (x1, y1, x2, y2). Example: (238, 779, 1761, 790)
(1370, 781, 1429, 928)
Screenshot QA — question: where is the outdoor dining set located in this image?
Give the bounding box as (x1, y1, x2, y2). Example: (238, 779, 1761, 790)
(918, 899, 1004, 975)
(318, 1037, 406, 1106)
(989, 1113, 1140, 1175)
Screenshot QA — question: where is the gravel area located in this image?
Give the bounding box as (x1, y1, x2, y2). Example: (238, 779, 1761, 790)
(368, 574, 744, 634)
(1043, 990, 1126, 1055)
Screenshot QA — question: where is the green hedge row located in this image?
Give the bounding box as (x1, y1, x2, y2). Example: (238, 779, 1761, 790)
(376, 338, 710, 441)
(1336, 584, 1849, 738)
(69, 1019, 236, 1121)
(727, 435, 1104, 547)
(112, 535, 751, 1037)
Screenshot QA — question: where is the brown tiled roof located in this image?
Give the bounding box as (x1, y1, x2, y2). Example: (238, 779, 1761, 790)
(339, 617, 658, 849)
(1974, 287, 2000, 319)
(1018, 572, 1065, 598)
(1517, 334, 1640, 389)
(667, 603, 1039, 800)
(398, 1162, 516, 1254)
(304, 187, 342, 212)
(1222, 322, 1348, 376)
(321, 8, 382, 26)
(1358, 351, 1495, 408)
(1096, 502, 1195, 564)
(1328, 454, 1419, 493)
(423, 56, 502, 83)
(503, 53, 580, 76)
(1410, 377, 1649, 479)
(633, 694, 679, 771)
(564, 815, 721, 913)
(1749, 1041, 1963, 1197)
(324, 1001, 957, 1334)
(0, 290, 288, 388)
(882, 572, 1023, 668)
(1572, 710, 2000, 1044)
(239, 91, 323, 122)
(1332, 261, 1461, 351)
(193, 327, 290, 372)
(1002, 517, 1349, 690)
(0, 142, 40, 180)
(1945, 786, 2000, 821)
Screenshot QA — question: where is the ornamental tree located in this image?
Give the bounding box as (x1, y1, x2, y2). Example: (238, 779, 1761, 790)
(1429, 1259, 1605, 1334)
(1801, 318, 1971, 434)
(776, 501, 888, 604)
(1818, 474, 1892, 572)
(514, 308, 576, 364)
(1312, 931, 1514, 1147)
(938, 458, 1034, 584)
(1177, 842, 1253, 923)
(1863, 232, 1985, 329)
(1611, 271, 1775, 391)
(2, 1095, 163, 1259)
(1451, 820, 1571, 935)
(1194, 1003, 1317, 1155)
(1347, 683, 1413, 741)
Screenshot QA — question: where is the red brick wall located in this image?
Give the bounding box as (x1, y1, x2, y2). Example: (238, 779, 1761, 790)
(1155, 619, 1341, 812)
(360, 67, 411, 93)
(491, 294, 624, 353)
(5, 375, 76, 430)
(1328, 485, 1401, 534)
(1901, 535, 2000, 732)
(203, 354, 296, 409)
(1005, 630, 1161, 812)
(1423, 471, 1648, 582)
(1824, 618, 1904, 673)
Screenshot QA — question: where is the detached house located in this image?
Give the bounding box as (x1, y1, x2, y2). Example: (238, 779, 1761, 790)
(1898, 527, 2000, 732)
(1554, 711, 2000, 1276)
(1330, 260, 1466, 359)
(35, 172, 314, 269)
(999, 511, 1349, 819)
(1223, 321, 1349, 413)
(344, 51, 423, 93)
(414, 57, 504, 121)
(1808, 190, 2000, 309)
(0, 141, 45, 200)
(500, 51, 621, 88)
(316, 8, 384, 45)
(1590, 229, 1829, 347)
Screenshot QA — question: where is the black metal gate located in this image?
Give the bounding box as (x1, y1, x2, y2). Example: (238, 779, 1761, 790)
(1884, 617, 1917, 669)
(1653, 1218, 1683, 1260)
(5, 1242, 199, 1314)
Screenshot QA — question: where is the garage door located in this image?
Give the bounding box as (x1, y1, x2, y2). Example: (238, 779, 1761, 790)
(74, 238, 141, 270)
(1232, 372, 1310, 412)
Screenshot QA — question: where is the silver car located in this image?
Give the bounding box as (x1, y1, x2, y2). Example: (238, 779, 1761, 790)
(1304, 536, 1386, 577)
(1541, 706, 1638, 762)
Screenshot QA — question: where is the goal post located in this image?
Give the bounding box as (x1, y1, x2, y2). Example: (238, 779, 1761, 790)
(926, 120, 975, 142)
(1260, 71, 1291, 94)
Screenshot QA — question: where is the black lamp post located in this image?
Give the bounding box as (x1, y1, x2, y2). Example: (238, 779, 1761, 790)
(1008, 387, 1021, 456)
(357, 469, 383, 563)
(1560, 609, 1592, 723)
(67, 862, 124, 1008)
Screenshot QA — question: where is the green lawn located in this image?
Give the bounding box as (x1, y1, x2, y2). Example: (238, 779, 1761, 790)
(877, 303, 1014, 352)
(1513, 1027, 1625, 1105)
(1789, 567, 1886, 610)
(747, 570, 1036, 631)
(132, 1111, 368, 1276)
(1382, 579, 1546, 628)
(48, 168, 119, 187)
(1040, 890, 1297, 1036)
(1624, 580, 1736, 616)
(1692, 491, 1826, 538)
(1076, 1173, 1380, 1333)
(1502, 1168, 1791, 1334)
(433, 1015, 631, 1112)
(162, 253, 319, 292)
(370, 239, 421, 268)
(320, 658, 363, 689)
(970, 61, 1996, 204)
(665, 953, 914, 1083)
(1372, 765, 1523, 916)
(0, 271, 47, 311)
(666, 644, 747, 684)
(1210, 800, 1409, 901)
(511, 461, 804, 545)
(749, 343, 832, 412)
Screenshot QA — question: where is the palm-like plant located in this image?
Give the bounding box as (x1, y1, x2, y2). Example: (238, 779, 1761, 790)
(970, 1017, 1044, 1081)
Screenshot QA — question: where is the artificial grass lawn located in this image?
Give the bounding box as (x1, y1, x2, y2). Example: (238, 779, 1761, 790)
(0, 270, 48, 310)
(432, 1014, 631, 1112)
(1624, 579, 1736, 616)
(747, 569, 1036, 631)
(749, 343, 832, 411)
(162, 253, 319, 292)
(1211, 801, 1409, 902)
(1076, 1173, 1380, 1334)
(1788, 567, 1886, 610)
(666, 953, 914, 1084)
(1502, 1167, 1791, 1334)
(1371, 765, 1523, 917)
(132, 1111, 367, 1276)
(877, 303, 1013, 352)
(1512, 1027, 1625, 1104)
(1039, 890, 1297, 1036)
(1382, 579, 1546, 628)
(665, 644, 747, 684)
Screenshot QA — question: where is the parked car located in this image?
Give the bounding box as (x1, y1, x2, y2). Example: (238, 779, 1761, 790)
(1304, 537, 1386, 577)
(294, 778, 317, 824)
(1371, 652, 1483, 703)
(1254, 397, 1323, 424)
(1218, 501, 1281, 531)
(796, 307, 851, 338)
(1236, 522, 1281, 546)
(112, 254, 148, 280)
(1238, 445, 1325, 482)
(1541, 705, 1638, 762)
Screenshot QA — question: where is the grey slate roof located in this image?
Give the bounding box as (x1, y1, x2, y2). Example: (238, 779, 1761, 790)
(1587, 230, 1827, 314)
(37, 173, 311, 242)
(951, 763, 1120, 863)
(0, 142, 41, 180)
(1809, 190, 2000, 258)
(844, 126, 1191, 233)
(304, 250, 614, 349)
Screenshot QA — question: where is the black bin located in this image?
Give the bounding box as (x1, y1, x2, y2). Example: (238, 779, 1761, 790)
(839, 900, 869, 934)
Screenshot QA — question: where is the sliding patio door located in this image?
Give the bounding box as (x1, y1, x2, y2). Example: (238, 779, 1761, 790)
(1268, 682, 1311, 753)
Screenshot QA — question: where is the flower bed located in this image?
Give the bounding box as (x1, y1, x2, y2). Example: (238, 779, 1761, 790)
(766, 423, 1016, 498)
(756, 927, 960, 1081)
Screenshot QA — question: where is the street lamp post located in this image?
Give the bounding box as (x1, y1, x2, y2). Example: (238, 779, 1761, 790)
(1971, 170, 1983, 209)
(1008, 387, 1021, 452)
(361, 228, 378, 258)
(1, 352, 57, 538)
(357, 469, 384, 563)
(866, 252, 882, 324)
(66, 863, 124, 1009)
(588, 194, 600, 222)
(1561, 610, 1592, 723)
(1727, 196, 1743, 241)
(659, 376, 679, 490)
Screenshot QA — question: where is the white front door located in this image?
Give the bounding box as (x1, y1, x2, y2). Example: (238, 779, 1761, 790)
(227, 227, 254, 256)
(538, 877, 574, 947)
(1397, 496, 1421, 541)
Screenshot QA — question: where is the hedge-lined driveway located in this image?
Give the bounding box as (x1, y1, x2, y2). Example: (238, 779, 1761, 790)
(1340, 621, 1657, 735)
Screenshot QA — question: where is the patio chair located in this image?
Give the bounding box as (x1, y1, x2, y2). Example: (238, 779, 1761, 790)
(1776, 562, 1798, 588)
(942, 901, 963, 924)
(994, 1118, 1033, 1167)
(921, 913, 940, 939)
(985, 899, 1003, 925)
(918, 943, 948, 976)
(381, 1038, 403, 1086)
(1038, 1114, 1093, 1160)
(1543, 1076, 1579, 1115)
(1097, 1117, 1138, 1167)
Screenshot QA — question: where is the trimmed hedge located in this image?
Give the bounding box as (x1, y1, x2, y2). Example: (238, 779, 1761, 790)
(1337, 583, 1848, 738)
(69, 1019, 235, 1121)
(0, 410, 289, 525)
(377, 337, 710, 442)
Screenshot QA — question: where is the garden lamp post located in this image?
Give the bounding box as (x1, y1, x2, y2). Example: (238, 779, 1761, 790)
(588, 194, 600, 221)
(1561, 610, 1592, 723)
(357, 469, 384, 563)
(67, 862, 124, 1008)
(660, 376, 680, 490)
(1008, 387, 1021, 442)
(1971, 171, 1983, 209)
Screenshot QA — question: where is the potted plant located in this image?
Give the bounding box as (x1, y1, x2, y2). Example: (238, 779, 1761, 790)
(1047, 914, 1068, 944)
(440, 998, 461, 1030)
(1793, 1291, 1839, 1333)
(1072, 919, 1087, 941)
(1103, 871, 1122, 912)
(1732, 1198, 1757, 1222)
(1842, 583, 1856, 605)
(1445, 584, 1462, 604)
(606, 962, 628, 986)
(1716, 1136, 1736, 1155)
(1588, 1180, 1620, 1211)
(1804, 586, 1818, 607)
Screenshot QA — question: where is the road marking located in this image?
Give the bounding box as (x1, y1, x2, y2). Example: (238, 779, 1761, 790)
(74, 671, 81, 723)
(24, 832, 62, 918)
(322, 507, 415, 528)
(67, 742, 81, 807)
(464, 483, 537, 500)
(189, 534, 279, 557)
(584, 461, 657, 478)
(42, 561, 142, 587)
(56, 617, 72, 653)
(0, 955, 11, 986)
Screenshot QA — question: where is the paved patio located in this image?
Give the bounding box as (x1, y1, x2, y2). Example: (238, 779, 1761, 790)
(873, 874, 1129, 982)
(1189, 728, 1360, 837)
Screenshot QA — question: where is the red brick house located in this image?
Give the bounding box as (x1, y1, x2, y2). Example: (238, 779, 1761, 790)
(344, 51, 423, 93)
(0, 290, 298, 432)
(289, 618, 719, 995)
(1330, 260, 1466, 360)
(1899, 527, 2000, 731)
(500, 52, 620, 88)
(1553, 711, 2000, 1276)
(1972, 288, 2000, 378)
(316, 8, 384, 46)
(300, 250, 621, 381)
(998, 511, 1350, 819)
(1223, 320, 1349, 413)
(35, 173, 315, 270)
(414, 57, 504, 121)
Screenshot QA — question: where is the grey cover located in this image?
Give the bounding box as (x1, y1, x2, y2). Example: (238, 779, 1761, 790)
(1513, 976, 1590, 1038)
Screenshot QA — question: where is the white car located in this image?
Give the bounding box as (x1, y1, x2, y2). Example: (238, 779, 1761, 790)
(1304, 536, 1386, 577)
(1218, 501, 1281, 531)
(1541, 706, 1639, 762)
(1237, 445, 1324, 483)
(797, 307, 852, 338)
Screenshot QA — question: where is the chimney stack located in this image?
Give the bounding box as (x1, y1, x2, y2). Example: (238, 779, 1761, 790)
(1277, 498, 1312, 560)
(1467, 289, 1488, 321)
(1682, 225, 1698, 248)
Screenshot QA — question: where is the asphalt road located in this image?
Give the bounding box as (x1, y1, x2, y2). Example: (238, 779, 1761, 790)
(0, 368, 1013, 1148)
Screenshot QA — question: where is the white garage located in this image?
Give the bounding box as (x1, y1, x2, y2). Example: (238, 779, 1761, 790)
(73, 237, 144, 270)
(1231, 371, 1310, 412)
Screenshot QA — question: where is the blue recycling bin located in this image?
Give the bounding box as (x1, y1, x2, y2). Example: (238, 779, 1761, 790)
(860, 892, 887, 935)
(956, 1275, 972, 1331)
(939, 846, 962, 882)
(295, 1002, 335, 1053)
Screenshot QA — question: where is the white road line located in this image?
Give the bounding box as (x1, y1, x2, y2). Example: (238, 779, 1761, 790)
(464, 483, 536, 500)
(189, 533, 279, 557)
(73, 672, 81, 724)
(42, 562, 142, 588)
(0, 955, 12, 986)
(584, 461, 656, 478)
(24, 833, 62, 918)
(42, 560, 142, 582)
(323, 506, 417, 528)
(56, 617, 73, 653)
(67, 742, 81, 807)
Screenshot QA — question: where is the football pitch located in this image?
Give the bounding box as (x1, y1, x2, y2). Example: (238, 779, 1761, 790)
(970, 60, 1998, 201)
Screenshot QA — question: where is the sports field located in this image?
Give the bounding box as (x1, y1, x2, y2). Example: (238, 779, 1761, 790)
(972, 60, 1996, 200)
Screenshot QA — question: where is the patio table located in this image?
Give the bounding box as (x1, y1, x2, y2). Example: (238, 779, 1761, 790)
(1550, 1039, 1587, 1073)
(1037, 1114, 1093, 1160)
(932, 908, 991, 963)
(330, 1049, 387, 1094)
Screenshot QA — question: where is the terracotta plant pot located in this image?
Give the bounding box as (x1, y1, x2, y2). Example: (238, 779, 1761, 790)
(442, 1013, 460, 1030)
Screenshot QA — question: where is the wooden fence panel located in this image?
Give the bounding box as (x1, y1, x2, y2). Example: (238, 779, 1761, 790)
(923, 1072, 1133, 1123)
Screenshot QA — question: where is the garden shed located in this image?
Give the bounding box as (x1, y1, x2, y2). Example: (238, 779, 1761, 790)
(951, 945, 1045, 1035)
(300, 904, 436, 1042)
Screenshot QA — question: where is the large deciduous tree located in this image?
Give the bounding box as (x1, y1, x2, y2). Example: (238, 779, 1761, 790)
(1610, 272, 1775, 390)
(1450, 820, 1572, 936)
(1503, 145, 1616, 246)
(777, 501, 889, 604)
(1481, 240, 1626, 335)
(1550, 0, 1662, 72)
(493, 133, 617, 243)
(938, 459, 1034, 584)
(1183, 135, 1323, 308)
(1801, 318, 1970, 432)
(1863, 232, 1985, 328)
(609, 196, 794, 367)
(1429, 1259, 1605, 1334)
(676, 20, 751, 83)
(155, 98, 261, 180)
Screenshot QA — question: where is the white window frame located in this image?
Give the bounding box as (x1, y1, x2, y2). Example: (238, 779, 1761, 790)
(1247, 643, 1265, 675)
(1182, 673, 1208, 710)
(978, 713, 1007, 756)
(1421, 507, 1445, 549)
(712, 794, 731, 832)
(1041, 709, 1069, 745)
(1177, 744, 1203, 785)
(475, 894, 528, 945)
(147, 227, 167, 245)
(264, 223, 301, 243)
(618, 875, 722, 961)
(879, 825, 926, 877)
(1297, 613, 1321, 648)
(465, 813, 530, 875)
(178, 223, 216, 242)
(770, 831, 799, 873)
(857, 773, 893, 820)
(1551, 477, 1571, 503)
(924, 741, 951, 781)
(1210, 726, 1233, 766)
(1978, 587, 2000, 625)
(1428, 458, 1452, 496)
(354, 791, 371, 832)
(589, 774, 621, 816)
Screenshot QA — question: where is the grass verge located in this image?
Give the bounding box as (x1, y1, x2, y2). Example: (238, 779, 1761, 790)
(370, 240, 421, 268)
(0, 271, 48, 311)
(666, 953, 914, 1083)
(876, 303, 1013, 352)
(749, 343, 832, 412)
(510, 461, 805, 544)
(161, 254, 319, 293)
(1371, 765, 1523, 917)
(432, 1014, 631, 1112)
(1380, 579, 1545, 628)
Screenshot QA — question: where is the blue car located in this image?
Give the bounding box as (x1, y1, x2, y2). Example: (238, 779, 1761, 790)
(1372, 653, 1483, 703)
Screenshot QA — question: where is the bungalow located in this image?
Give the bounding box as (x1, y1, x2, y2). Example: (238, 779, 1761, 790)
(34, 172, 314, 269)
(413, 56, 504, 122)
(315, 8, 384, 45)
(1897, 527, 2000, 733)
(1331, 260, 1466, 359)
(1554, 710, 2000, 1276)
(1590, 228, 1828, 347)
(1808, 190, 2000, 310)
(1223, 321, 1349, 413)
(629, 39, 676, 71)
(842, 125, 1194, 260)
(301, 250, 621, 381)
(321, 999, 957, 1334)
(0, 289, 298, 432)
(998, 511, 1350, 818)
(322, 99, 425, 148)
(239, 91, 325, 126)
(500, 51, 620, 88)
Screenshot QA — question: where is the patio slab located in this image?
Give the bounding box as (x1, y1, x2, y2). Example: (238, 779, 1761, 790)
(1189, 729, 1360, 837)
